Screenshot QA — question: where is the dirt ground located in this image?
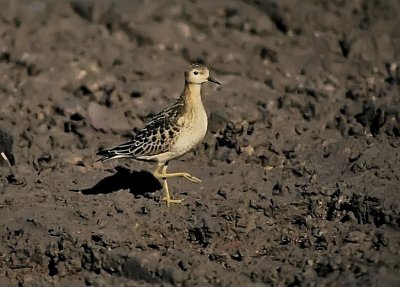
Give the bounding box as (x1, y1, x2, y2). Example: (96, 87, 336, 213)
(0, 0, 399, 286)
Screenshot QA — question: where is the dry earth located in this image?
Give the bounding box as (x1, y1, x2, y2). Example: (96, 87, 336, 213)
(0, 0, 399, 286)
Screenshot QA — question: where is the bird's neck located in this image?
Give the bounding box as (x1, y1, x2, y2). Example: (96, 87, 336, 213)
(181, 82, 203, 109)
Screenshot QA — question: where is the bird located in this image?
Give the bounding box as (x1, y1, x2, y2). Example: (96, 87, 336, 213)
(96, 63, 221, 206)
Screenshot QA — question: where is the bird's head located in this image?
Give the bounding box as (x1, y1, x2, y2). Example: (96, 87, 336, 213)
(185, 63, 220, 85)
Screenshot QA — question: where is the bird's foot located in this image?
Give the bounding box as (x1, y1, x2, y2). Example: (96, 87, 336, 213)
(154, 171, 202, 184)
(181, 173, 201, 183)
(163, 196, 185, 207)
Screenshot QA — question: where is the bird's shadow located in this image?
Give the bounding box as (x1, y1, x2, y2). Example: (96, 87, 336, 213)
(74, 166, 162, 197)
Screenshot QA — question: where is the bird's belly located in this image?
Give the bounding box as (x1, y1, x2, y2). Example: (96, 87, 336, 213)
(171, 108, 208, 157)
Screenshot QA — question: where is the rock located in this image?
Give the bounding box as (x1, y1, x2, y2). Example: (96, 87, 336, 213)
(122, 251, 185, 284)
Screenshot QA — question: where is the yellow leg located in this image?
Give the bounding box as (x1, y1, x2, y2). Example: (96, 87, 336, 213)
(153, 163, 191, 206)
(160, 165, 185, 207)
(153, 163, 201, 183)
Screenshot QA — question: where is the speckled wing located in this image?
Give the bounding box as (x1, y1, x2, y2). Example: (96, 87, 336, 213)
(96, 99, 184, 161)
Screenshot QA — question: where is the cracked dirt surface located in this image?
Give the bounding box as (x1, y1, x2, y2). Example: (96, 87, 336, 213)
(0, 0, 399, 286)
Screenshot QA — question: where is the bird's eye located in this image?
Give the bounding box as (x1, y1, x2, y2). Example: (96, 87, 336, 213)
(193, 71, 198, 75)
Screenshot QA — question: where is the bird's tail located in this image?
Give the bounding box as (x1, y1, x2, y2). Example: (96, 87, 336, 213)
(96, 142, 134, 162)
(95, 149, 113, 162)
(96, 151, 132, 162)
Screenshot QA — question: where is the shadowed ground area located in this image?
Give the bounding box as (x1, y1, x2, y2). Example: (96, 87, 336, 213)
(0, 0, 399, 286)
(76, 166, 161, 197)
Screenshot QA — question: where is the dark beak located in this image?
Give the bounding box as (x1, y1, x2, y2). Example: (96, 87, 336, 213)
(207, 76, 221, 85)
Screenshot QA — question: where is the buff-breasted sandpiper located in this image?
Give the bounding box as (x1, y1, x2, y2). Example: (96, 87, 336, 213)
(97, 63, 220, 206)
